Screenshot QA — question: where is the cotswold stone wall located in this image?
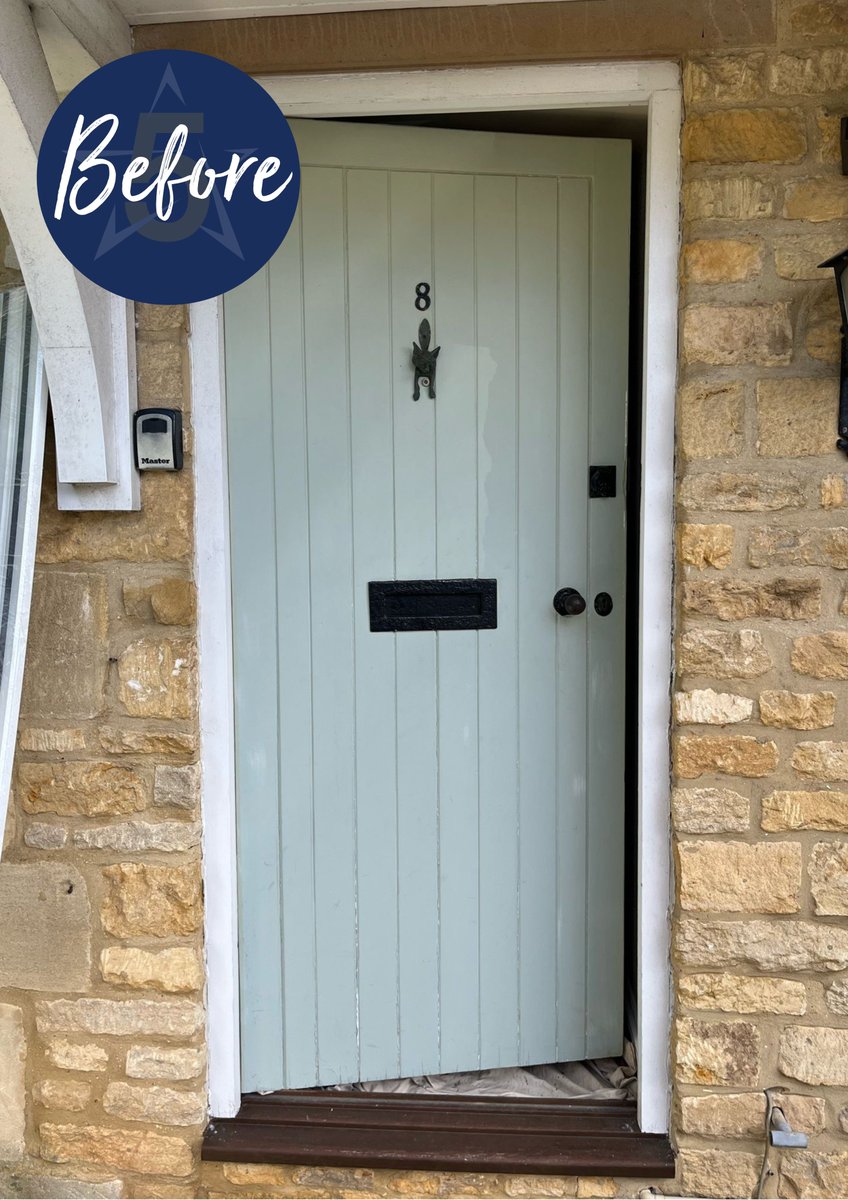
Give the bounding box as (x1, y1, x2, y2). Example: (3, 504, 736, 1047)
(672, 6, 848, 1195)
(2, 1, 848, 1197)
(0, 303, 204, 1199)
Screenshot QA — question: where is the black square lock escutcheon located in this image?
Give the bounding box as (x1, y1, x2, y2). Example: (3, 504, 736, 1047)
(589, 465, 616, 498)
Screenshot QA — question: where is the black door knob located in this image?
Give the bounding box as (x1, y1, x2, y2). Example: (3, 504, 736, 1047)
(553, 587, 586, 617)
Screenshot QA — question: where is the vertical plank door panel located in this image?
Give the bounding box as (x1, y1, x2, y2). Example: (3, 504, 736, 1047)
(586, 144, 630, 1056)
(515, 175, 560, 1066)
(433, 172, 481, 1073)
(474, 174, 520, 1069)
(346, 168, 402, 1083)
(300, 166, 359, 1085)
(389, 171, 440, 1078)
(554, 177, 592, 1059)
(269, 209, 320, 1088)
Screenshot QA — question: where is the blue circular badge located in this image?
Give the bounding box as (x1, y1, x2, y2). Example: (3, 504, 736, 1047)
(37, 50, 300, 304)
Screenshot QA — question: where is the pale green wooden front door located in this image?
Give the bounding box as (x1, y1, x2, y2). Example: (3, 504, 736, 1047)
(225, 119, 630, 1092)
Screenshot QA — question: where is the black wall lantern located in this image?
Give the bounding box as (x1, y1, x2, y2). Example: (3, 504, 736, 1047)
(819, 247, 848, 455)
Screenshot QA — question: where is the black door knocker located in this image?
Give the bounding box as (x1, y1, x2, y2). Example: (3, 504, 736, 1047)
(412, 318, 440, 400)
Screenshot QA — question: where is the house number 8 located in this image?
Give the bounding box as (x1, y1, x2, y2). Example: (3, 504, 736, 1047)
(415, 282, 431, 311)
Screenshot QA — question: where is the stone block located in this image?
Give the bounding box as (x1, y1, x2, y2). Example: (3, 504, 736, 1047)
(679, 973, 806, 1015)
(575, 1182, 616, 1199)
(678, 840, 800, 912)
(117, 639, 194, 720)
(38, 469, 191, 565)
(18, 761, 147, 817)
(672, 787, 750, 833)
(683, 177, 775, 220)
(24, 823, 68, 849)
(785, 0, 848, 42)
(100, 946, 203, 994)
(748, 526, 848, 569)
(123, 578, 196, 626)
(504, 1177, 576, 1198)
(679, 1150, 760, 1199)
(33, 1079, 91, 1112)
(684, 54, 766, 103)
(681, 577, 821, 620)
(0, 864, 90, 992)
(793, 740, 848, 781)
(792, 632, 848, 678)
(678, 524, 734, 569)
(809, 840, 848, 913)
(683, 239, 762, 285)
(678, 629, 772, 678)
(680, 472, 806, 512)
(101, 863, 201, 938)
(683, 109, 806, 163)
(779, 1026, 848, 1085)
(826, 978, 848, 1015)
(136, 340, 184, 405)
(759, 690, 836, 729)
(678, 381, 744, 461)
(785, 177, 848, 221)
(0, 1173, 122, 1199)
(804, 285, 842, 366)
(0, 1005, 25, 1161)
(43, 1039, 107, 1072)
(221, 1163, 292, 1187)
(780, 1151, 848, 1199)
(20, 571, 107, 720)
(674, 689, 752, 725)
(770, 48, 848, 93)
(756, 378, 838, 457)
(103, 1081, 205, 1126)
(98, 727, 197, 756)
(74, 820, 200, 853)
(125, 1044, 205, 1081)
(36, 998, 203, 1038)
(675, 734, 778, 779)
(19, 728, 85, 753)
(763, 790, 848, 830)
(153, 762, 200, 810)
(821, 474, 848, 508)
(815, 107, 843, 163)
(683, 304, 792, 366)
(775, 232, 848, 279)
(680, 1091, 823, 1138)
(676, 918, 848, 971)
(40, 1123, 193, 1177)
(136, 303, 186, 332)
(676, 1017, 760, 1086)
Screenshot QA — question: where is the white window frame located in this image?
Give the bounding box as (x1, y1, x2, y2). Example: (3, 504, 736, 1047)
(191, 58, 680, 1135)
(0, 290, 49, 849)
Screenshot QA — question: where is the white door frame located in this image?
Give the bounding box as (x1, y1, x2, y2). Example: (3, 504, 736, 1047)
(191, 58, 680, 1135)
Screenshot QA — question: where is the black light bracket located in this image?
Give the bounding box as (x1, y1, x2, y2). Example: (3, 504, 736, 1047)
(819, 246, 848, 456)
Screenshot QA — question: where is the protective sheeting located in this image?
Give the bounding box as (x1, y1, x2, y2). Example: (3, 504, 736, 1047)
(322, 1041, 637, 1101)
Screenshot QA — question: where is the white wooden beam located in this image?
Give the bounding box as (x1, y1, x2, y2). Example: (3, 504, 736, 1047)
(125, 0, 596, 22)
(0, 0, 138, 509)
(30, 0, 132, 66)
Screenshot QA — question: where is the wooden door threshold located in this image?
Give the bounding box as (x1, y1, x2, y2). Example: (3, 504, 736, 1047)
(202, 1091, 676, 1177)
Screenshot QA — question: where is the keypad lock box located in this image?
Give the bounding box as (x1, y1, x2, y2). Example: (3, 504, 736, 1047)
(133, 408, 183, 471)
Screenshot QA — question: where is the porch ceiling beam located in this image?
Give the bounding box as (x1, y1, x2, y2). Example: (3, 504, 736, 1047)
(0, 0, 138, 508)
(30, 0, 132, 66)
